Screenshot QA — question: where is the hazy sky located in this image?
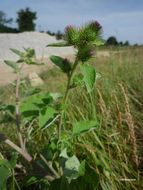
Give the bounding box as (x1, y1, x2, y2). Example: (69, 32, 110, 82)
(1, 0, 143, 44)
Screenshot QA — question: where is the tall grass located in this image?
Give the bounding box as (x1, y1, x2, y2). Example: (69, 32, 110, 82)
(0, 47, 143, 189)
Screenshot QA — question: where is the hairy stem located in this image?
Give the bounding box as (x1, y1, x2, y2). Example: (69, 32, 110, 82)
(58, 59, 78, 139)
(15, 72, 25, 150)
(0, 133, 57, 181)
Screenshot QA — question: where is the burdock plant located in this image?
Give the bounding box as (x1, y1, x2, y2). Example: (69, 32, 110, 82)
(0, 21, 105, 188)
(49, 21, 104, 138)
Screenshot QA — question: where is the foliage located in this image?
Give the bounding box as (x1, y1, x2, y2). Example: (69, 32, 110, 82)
(56, 30, 63, 40)
(0, 10, 18, 33)
(106, 36, 118, 46)
(0, 22, 142, 190)
(0, 11, 12, 27)
(16, 7, 37, 32)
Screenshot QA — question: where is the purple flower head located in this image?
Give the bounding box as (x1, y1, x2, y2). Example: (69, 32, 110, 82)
(65, 25, 74, 33)
(64, 25, 78, 45)
(95, 21, 102, 30)
(89, 20, 102, 32)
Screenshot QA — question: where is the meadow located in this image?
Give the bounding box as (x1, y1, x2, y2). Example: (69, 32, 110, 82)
(0, 22, 143, 190)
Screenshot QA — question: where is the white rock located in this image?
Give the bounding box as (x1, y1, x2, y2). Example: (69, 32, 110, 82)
(28, 72, 44, 87)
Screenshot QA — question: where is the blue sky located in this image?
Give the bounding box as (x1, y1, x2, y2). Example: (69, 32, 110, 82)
(0, 0, 143, 44)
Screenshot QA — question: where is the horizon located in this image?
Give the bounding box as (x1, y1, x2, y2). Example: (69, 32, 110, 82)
(0, 0, 143, 44)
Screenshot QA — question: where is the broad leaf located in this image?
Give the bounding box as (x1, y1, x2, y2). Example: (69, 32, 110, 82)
(47, 42, 71, 47)
(60, 149, 86, 183)
(21, 99, 39, 116)
(20, 96, 41, 120)
(49, 92, 62, 100)
(78, 160, 86, 176)
(0, 159, 11, 190)
(64, 155, 80, 183)
(72, 73, 83, 87)
(25, 48, 35, 58)
(24, 88, 41, 97)
(50, 55, 71, 73)
(10, 48, 24, 57)
(65, 156, 80, 172)
(4, 60, 18, 71)
(73, 120, 98, 135)
(93, 39, 105, 46)
(39, 106, 57, 128)
(60, 148, 69, 159)
(0, 165, 10, 190)
(80, 63, 96, 92)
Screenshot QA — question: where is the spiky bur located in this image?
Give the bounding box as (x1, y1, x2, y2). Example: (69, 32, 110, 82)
(64, 25, 79, 46)
(64, 21, 103, 62)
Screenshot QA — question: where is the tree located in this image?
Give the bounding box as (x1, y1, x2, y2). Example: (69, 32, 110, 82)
(106, 36, 118, 46)
(124, 40, 130, 46)
(56, 30, 63, 40)
(16, 7, 37, 32)
(0, 10, 13, 26)
(0, 10, 18, 33)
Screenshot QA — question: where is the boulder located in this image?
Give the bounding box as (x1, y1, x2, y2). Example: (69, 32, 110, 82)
(28, 72, 44, 87)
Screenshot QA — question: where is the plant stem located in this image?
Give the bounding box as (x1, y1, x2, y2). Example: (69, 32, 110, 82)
(15, 72, 25, 150)
(5, 138, 32, 162)
(0, 133, 56, 181)
(58, 59, 78, 139)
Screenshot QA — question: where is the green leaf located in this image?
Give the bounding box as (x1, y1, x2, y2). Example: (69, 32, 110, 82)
(59, 149, 86, 183)
(50, 55, 71, 73)
(9, 152, 18, 169)
(65, 156, 80, 172)
(21, 99, 39, 113)
(60, 148, 69, 159)
(0, 159, 11, 190)
(0, 165, 10, 190)
(73, 120, 98, 135)
(24, 88, 41, 97)
(10, 48, 24, 57)
(39, 106, 57, 128)
(93, 39, 105, 46)
(80, 63, 96, 93)
(47, 42, 71, 47)
(78, 160, 86, 176)
(0, 104, 15, 113)
(64, 155, 80, 183)
(20, 96, 40, 120)
(25, 58, 37, 65)
(49, 92, 62, 100)
(0, 104, 15, 123)
(21, 93, 56, 121)
(72, 73, 83, 87)
(4, 60, 18, 71)
(26, 48, 35, 58)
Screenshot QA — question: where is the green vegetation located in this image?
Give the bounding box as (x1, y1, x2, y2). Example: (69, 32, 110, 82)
(0, 22, 143, 190)
(0, 10, 18, 33)
(16, 7, 37, 32)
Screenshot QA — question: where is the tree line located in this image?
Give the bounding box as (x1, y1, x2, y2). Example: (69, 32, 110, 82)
(0, 7, 63, 40)
(0, 7, 36, 33)
(0, 7, 135, 45)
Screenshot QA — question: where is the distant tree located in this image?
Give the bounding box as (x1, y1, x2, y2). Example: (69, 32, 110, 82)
(106, 36, 118, 46)
(119, 41, 123, 46)
(0, 10, 13, 26)
(56, 30, 63, 40)
(16, 7, 37, 32)
(124, 40, 130, 46)
(0, 10, 18, 33)
(47, 30, 56, 36)
(47, 30, 52, 35)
